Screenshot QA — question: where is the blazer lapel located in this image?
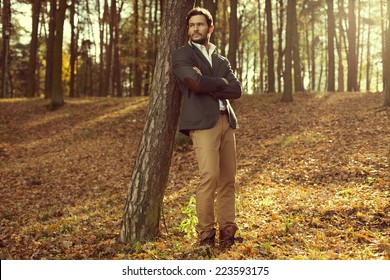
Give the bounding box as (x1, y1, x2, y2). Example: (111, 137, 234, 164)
(189, 44, 213, 72)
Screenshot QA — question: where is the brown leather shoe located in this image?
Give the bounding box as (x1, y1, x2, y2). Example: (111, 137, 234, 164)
(219, 225, 239, 250)
(199, 228, 216, 248)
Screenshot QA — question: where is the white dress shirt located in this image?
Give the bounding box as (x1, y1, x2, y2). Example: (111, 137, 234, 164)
(191, 41, 227, 111)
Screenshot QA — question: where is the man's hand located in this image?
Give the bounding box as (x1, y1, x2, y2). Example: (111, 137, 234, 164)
(193, 66, 202, 75)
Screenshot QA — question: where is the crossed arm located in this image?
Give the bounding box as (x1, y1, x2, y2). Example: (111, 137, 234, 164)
(192, 66, 229, 85)
(172, 49, 242, 100)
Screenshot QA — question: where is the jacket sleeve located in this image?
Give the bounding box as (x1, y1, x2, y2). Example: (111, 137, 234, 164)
(211, 60, 242, 100)
(172, 48, 228, 94)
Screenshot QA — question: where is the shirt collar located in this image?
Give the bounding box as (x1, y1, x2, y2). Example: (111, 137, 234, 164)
(189, 40, 216, 55)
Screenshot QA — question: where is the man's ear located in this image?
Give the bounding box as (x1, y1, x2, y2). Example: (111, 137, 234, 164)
(208, 25, 215, 34)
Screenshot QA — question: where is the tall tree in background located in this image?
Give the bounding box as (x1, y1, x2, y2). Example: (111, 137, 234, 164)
(27, 0, 41, 98)
(203, 0, 217, 44)
(228, 0, 238, 72)
(381, 0, 386, 92)
(347, 0, 358, 91)
(1, 0, 11, 98)
(45, 0, 56, 99)
(97, 0, 104, 96)
(105, 0, 114, 96)
(265, 0, 275, 92)
(112, 0, 122, 97)
(292, 0, 303, 92)
(365, 1, 371, 92)
(69, 0, 76, 98)
(282, 0, 294, 102)
(49, 0, 67, 108)
(310, 4, 316, 91)
(119, 0, 194, 243)
(327, 0, 335, 92)
(276, 0, 284, 93)
(384, 0, 390, 107)
(256, 0, 264, 93)
(133, 0, 143, 95)
(337, 0, 345, 92)
(220, 0, 228, 56)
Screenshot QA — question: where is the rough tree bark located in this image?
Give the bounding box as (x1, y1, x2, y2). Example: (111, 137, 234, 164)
(45, 0, 56, 99)
(203, 0, 217, 44)
(276, 0, 284, 94)
(292, 0, 303, 92)
(228, 0, 238, 72)
(69, 0, 76, 98)
(282, 0, 294, 102)
(27, 0, 41, 98)
(327, 0, 335, 92)
(1, 0, 11, 98)
(265, 0, 275, 93)
(385, 0, 390, 107)
(49, 0, 67, 109)
(282, 0, 296, 102)
(337, 0, 345, 92)
(347, 0, 358, 91)
(119, 0, 194, 243)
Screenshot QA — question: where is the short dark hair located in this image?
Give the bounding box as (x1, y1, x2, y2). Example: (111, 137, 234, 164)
(186, 7, 213, 27)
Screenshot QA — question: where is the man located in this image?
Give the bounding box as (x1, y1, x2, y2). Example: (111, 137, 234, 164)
(172, 7, 242, 250)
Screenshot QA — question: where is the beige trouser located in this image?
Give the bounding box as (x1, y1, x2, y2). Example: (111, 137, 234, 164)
(190, 114, 237, 240)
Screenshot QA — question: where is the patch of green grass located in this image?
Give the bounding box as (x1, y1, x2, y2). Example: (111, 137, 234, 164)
(180, 196, 198, 239)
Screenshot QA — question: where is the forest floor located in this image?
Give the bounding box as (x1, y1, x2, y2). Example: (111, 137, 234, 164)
(0, 92, 389, 260)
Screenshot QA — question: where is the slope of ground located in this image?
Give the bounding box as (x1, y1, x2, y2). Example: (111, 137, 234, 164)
(0, 92, 389, 260)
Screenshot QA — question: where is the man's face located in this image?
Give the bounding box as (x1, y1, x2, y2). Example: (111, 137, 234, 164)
(188, 15, 214, 45)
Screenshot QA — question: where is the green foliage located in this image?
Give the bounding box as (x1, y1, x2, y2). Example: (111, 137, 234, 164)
(180, 196, 198, 239)
(281, 135, 297, 147)
(364, 176, 379, 185)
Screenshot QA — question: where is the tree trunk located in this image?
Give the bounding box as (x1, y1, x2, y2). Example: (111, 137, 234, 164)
(27, 0, 41, 98)
(384, 0, 390, 107)
(119, 0, 194, 243)
(310, 9, 316, 91)
(347, 0, 358, 91)
(366, 1, 371, 92)
(282, 0, 294, 102)
(265, 0, 275, 93)
(112, 0, 122, 97)
(45, 0, 56, 99)
(69, 0, 76, 98)
(228, 0, 238, 72)
(50, 0, 67, 109)
(327, 0, 335, 92)
(357, 0, 361, 91)
(203, 0, 217, 44)
(277, 0, 284, 94)
(257, 0, 265, 93)
(133, 0, 143, 95)
(292, 0, 303, 92)
(2, 0, 11, 98)
(381, 0, 386, 92)
(104, 0, 114, 96)
(97, 0, 105, 96)
(221, 0, 227, 57)
(337, 0, 345, 92)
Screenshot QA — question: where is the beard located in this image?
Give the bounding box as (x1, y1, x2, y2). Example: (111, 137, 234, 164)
(191, 33, 208, 45)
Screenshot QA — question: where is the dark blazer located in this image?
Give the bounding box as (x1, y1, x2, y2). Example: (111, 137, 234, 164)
(172, 43, 242, 136)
